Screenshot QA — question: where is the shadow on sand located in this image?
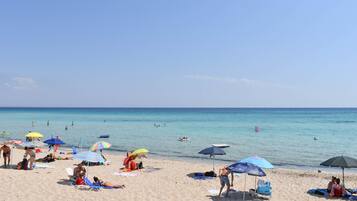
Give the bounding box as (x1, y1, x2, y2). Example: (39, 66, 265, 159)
(208, 191, 268, 201)
(57, 179, 90, 191)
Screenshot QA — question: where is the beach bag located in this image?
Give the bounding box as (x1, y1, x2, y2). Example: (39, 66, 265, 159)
(204, 171, 217, 177)
(21, 159, 28, 170)
(138, 161, 143, 169)
(75, 177, 85, 185)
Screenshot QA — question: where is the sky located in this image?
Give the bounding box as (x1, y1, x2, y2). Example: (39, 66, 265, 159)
(0, 0, 357, 107)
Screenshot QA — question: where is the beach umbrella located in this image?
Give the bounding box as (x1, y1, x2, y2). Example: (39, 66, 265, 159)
(16, 141, 46, 149)
(44, 138, 65, 145)
(320, 155, 357, 186)
(199, 146, 226, 172)
(239, 156, 274, 169)
(131, 148, 149, 156)
(239, 156, 273, 190)
(6, 139, 22, 145)
(25, 132, 43, 139)
(90, 141, 111, 151)
(229, 162, 266, 200)
(73, 151, 105, 163)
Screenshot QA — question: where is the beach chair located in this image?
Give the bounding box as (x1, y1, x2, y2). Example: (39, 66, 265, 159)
(256, 179, 272, 197)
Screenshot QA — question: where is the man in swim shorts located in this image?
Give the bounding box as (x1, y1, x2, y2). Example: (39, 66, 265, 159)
(218, 166, 231, 197)
(0, 144, 11, 167)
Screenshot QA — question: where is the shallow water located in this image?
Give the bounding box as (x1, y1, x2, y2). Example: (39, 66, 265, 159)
(1, 108, 357, 168)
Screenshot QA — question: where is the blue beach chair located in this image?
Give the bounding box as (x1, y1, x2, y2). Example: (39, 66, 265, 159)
(256, 179, 272, 196)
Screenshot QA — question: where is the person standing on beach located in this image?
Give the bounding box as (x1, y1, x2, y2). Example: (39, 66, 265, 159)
(218, 166, 231, 197)
(0, 144, 11, 167)
(24, 147, 36, 170)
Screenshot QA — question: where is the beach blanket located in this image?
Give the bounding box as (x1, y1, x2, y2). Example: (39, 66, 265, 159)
(34, 163, 54, 169)
(143, 166, 161, 173)
(192, 173, 215, 180)
(114, 172, 138, 177)
(208, 189, 219, 196)
(307, 189, 357, 200)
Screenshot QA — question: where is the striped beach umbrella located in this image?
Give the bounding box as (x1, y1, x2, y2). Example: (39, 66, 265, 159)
(90, 141, 111, 151)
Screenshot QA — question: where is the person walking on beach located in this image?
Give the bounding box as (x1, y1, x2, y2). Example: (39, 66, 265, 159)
(0, 144, 11, 167)
(218, 166, 231, 197)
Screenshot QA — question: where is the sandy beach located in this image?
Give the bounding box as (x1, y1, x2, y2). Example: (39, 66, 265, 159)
(0, 148, 354, 201)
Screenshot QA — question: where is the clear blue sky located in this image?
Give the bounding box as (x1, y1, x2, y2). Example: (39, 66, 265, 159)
(1, 0, 356, 107)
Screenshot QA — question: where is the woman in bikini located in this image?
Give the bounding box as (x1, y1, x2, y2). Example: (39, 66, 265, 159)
(93, 176, 125, 189)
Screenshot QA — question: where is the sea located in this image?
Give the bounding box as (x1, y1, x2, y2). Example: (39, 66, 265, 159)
(0, 108, 357, 169)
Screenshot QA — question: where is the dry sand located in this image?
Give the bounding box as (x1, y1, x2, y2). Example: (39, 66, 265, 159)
(0, 148, 356, 201)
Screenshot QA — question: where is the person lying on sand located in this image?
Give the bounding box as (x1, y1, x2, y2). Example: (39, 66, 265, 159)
(93, 176, 125, 189)
(36, 153, 55, 163)
(0, 144, 11, 167)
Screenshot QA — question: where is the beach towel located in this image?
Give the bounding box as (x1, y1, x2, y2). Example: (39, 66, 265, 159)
(34, 163, 54, 169)
(192, 173, 215, 180)
(307, 189, 329, 197)
(208, 189, 219, 196)
(143, 166, 161, 173)
(114, 172, 138, 177)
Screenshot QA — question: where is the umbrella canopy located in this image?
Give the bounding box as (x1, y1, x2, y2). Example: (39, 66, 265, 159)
(90, 141, 111, 151)
(17, 141, 46, 149)
(229, 162, 266, 177)
(320, 155, 357, 186)
(131, 148, 149, 156)
(73, 151, 105, 163)
(239, 156, 274, 169)
(199, 146, 226, 172)
(26, 132, 43, 138)
(321, 156, 357, 168)
(198, 146, 226, 156)
(44, 138, 65, 145)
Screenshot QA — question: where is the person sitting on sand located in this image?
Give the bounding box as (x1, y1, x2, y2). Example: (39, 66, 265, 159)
(24, 147, 36, 170)
(330, 178, 345, 197)
(73, 163, 86, 185)
(0, 144, 11, 167)
(218, 166, 231, 197)
(327, 176, 336, 193)
(93, 176, 125, 189)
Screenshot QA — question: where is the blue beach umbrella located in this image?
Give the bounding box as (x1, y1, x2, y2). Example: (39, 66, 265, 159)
(239, 156, 274, 169)
(44, 138, 65, 145)
(228, 162, 266, 200)
(199, 146, 226, 172)
(229, 162, 266, 176)
(73, 151, 105, 163)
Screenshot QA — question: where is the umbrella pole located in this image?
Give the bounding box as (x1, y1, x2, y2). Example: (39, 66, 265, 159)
(342, 167, 345, 187)
(243, 174, 246, 200)
(213, 155, 215, 172)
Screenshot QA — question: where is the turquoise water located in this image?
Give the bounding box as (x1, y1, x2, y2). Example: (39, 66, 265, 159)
(0, 108, 357, 167)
